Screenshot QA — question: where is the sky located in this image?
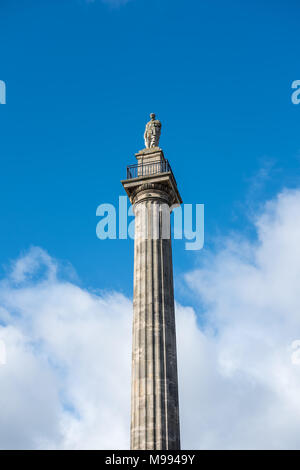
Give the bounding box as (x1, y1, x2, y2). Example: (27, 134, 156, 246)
(1, 0, 300, 450)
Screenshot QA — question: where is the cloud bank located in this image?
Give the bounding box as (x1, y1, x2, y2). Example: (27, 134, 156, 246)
(0, 248, 132, 449)
(180, 188, 300, 449)
(1, 188, 300, 449)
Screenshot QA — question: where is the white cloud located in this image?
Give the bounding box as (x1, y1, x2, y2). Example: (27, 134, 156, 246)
(1, 188, 300, 449)
(0, 247, 132, 449)
(182, 188, 300, 449)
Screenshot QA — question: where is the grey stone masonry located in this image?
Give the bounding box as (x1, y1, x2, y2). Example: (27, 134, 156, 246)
(122, 148, 182, 450)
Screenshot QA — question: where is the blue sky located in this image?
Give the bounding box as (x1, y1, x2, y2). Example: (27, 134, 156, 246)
(1, 0, 300, 298)
(1, 0, 300, 450)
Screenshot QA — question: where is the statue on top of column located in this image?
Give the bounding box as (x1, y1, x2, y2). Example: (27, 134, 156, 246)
(144, 113, 162, 149)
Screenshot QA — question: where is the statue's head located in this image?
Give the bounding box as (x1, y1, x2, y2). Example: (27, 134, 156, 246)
(150, 113, 156, 120)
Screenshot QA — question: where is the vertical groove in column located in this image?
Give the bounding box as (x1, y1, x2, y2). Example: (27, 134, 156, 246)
(152, 201, 159, 449)
(160, 209, 168, 449)
(151, 201, 155, 449)
(135, 206, 139, 450)
(147, 199, 154, 449)
(137, 204, 143, 449)
(131, 206, 137, 449)
(143, 201, 147, 449)
(145, 199, 150, 449)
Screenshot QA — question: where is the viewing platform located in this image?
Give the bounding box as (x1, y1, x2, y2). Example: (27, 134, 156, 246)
(126, 159, 176, 183)
(122, 148, 182, 207)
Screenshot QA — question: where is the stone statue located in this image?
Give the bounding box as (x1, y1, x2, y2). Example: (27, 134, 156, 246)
(144, 113, 162, 149)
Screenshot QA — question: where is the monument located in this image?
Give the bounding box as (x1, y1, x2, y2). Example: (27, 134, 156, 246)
(122, 114, 182, 450)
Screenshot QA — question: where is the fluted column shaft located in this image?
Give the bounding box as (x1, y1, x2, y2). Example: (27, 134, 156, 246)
(130, 185, 180, 450)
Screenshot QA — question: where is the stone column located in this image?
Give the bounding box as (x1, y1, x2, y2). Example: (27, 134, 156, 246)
(122, 148, 182, 450)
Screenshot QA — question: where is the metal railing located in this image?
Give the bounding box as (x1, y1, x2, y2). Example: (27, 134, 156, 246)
(126, 159, 175, 182)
